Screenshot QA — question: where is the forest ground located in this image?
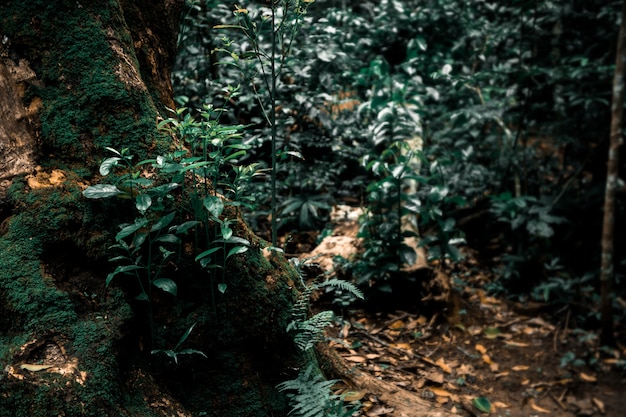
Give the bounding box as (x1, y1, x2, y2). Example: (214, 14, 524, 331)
(281, 206, 626, 417)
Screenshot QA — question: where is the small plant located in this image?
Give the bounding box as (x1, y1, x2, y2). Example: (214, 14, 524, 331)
(279, 259, 362, 417)
(83, 105, 256, 346)
(152, 323, 207, 365)
(277, 364, 358, 417)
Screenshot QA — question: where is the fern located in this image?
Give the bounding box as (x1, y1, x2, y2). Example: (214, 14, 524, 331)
(281, 264, 363, 416)
(277, 364, 358, 417)
(318, 278, 364, 300)
(288, 310, 334, 351)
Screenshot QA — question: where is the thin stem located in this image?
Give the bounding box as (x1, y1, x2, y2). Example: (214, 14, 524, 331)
(271, 1, 278, 247)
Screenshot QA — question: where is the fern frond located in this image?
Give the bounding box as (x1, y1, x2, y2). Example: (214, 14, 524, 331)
(277, 364, 345, 417)
(317, 278, 364, 300)
(291, 310, 334, 351)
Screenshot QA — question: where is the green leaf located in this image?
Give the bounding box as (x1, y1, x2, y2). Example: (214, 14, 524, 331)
(99, 157, 121, 176)
(152, 278, 177, 296)
(472, 397, 491, 413)
(399, 245, 417, 266)
(226, 245, 248, 260)
(221, 225, 233, 240)
(150, 212, 176, 233)
(135, 193, 152, 214)
(155, 234, 180, 244)
(116, 218, 148, 241)
(174, 323, 197, 350)
(203, 196, 224, 219)
(170, 220, 201, 234)
(135, 292, 149, 301)
(217, 283, 227, 294)
(195, 247, 221, 261)
(83, 184, 122, 199)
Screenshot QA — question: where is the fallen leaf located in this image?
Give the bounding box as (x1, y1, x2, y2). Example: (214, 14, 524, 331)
(529, 398, 551, 413)
(345, 355, 367, 363)
(481, 353, 492, 365)
(435, 357, 452, 373)
(430, 387, 452, 397)
(366, 353, 381, 360)
(580, 372, 597, 382)
(472, 396, 492, 413)
(592, 397, 605, 414)
(475, 344, 487, 354)
(20, 364, 54, 372)
(483, 327, 501, 339)
(436, 396, 449, 404)
(343, 391, 366, 402)
(391, 343, 412, 351)
(504, 340, 529, 347)
(388, 320, 405, 329)
(511, 365, 529, 371)
(489, 362, 499, 372)
(424, 370, 445, 384)
(493, 401, 509, 408)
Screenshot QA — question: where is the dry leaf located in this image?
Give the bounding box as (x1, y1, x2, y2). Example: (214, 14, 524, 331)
(425, 370, 445, 384)
(388, 320, 405, 329)
(481, 354, 492, 365)
(580, 372, 597, 382)
(430, 387, 452, 397)
(511, 365, 529, 371)
(529, 398, 551, 413)
(366, 353, 381, 360)
(343, 391, 366, 402)
(505, 340, 529, 347)
(493, 401, 510, 408)
(489, 362, 499, 372)
(20, 363, 54, 372)
(392, 343, 412, 351)
(475, 344, 487, 354)
(345, 355, 367, 363)
(435, 357, 452, 373)
(592, 397, 605, 414)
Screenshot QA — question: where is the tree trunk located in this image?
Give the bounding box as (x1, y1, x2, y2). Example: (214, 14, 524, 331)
(0, 1, 298, 416)
(600, 0, 626, 346)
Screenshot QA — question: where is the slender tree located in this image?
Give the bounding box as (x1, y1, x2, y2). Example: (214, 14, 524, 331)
(600, 0, 626, 346)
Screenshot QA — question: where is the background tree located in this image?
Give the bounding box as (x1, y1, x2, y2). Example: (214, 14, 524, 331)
(601, 0, 626, 346)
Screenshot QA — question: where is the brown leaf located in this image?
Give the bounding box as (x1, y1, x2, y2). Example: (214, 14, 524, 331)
(343, 391, 366, 402)
(345, 355, 367, 363)
(592, 397, 605, 414)
(529, 398, 551, 413)
(511, 365, 529, 371)
(475, 344, 487, 354)
(20, 363, 54, 372)
(580, 372, 597, 382)
(388, 320, 405, 329)
(424, 370, 445, 384)
(504, 340, 529, 347)
(435, 357, 452, 374)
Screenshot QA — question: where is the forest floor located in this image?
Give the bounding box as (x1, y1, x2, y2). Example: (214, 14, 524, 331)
(282, 207, 626, 417)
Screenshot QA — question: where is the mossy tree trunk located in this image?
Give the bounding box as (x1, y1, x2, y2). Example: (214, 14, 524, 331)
(0, 1, 297, 416)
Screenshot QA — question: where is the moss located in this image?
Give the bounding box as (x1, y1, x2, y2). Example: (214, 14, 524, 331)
(0, 0, 171, 167)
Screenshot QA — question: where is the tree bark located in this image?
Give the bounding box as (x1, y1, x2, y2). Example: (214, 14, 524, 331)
(0, 1, 297, 416)
(600, 0, 626, 346)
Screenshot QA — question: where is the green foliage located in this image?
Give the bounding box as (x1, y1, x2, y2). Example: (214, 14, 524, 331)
(175, 0, 625, 310)
(277, 364, 358, 417)
(152, 323, 207, 365)
(83, 105, 256, 346)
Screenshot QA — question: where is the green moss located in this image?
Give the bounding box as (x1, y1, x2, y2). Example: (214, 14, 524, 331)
(1, 0, 171, 166)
